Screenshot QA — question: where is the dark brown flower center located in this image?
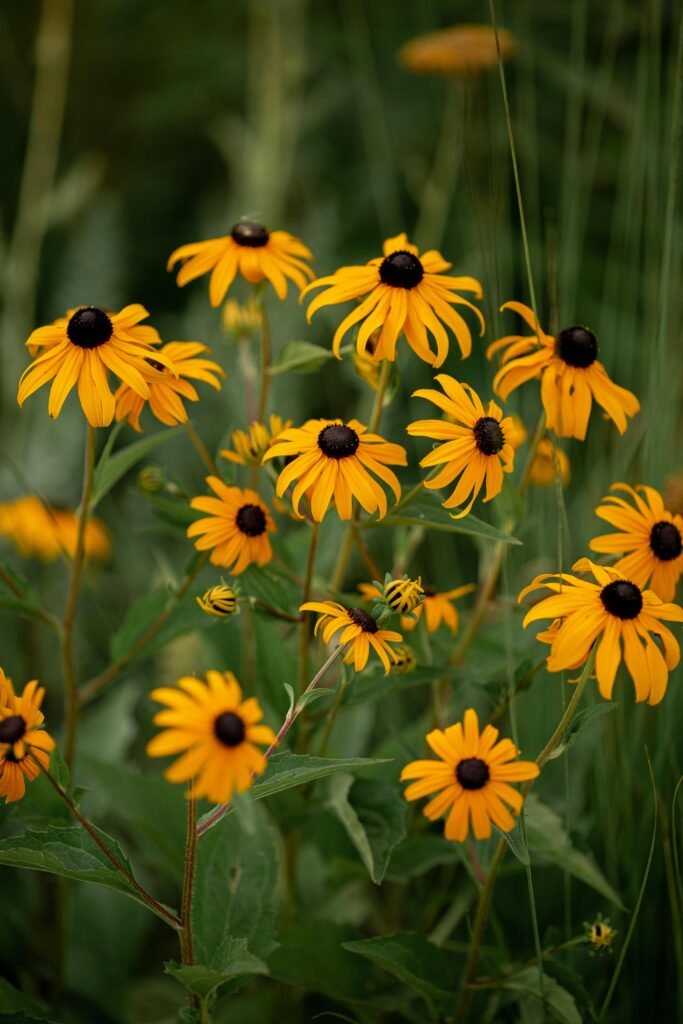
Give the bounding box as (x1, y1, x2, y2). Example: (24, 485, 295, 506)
(422, 585, 437, 597)
(231, 221, 269, 247)
(66, 307, 113, 349)
(379, 250, 424, 289)
(473, 416, 505, 455)
(317, 424, 360, 459)
(348, 607, 379, 634)
(555, 325, 598, 368)
(456, 757, 490, 790)
(600, 579, 642, 619)
(650, 521, 682, 562)
(0, 715, 26, 745)
(213, 711, 245, 747)
(145, 357, 168, 373)
(236, 503, 267, 537)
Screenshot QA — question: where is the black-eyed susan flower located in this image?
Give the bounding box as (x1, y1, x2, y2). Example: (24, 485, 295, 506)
(383, 577, 424, 615)
(197, 584, 238, 618)
(519, 557, 683, 705)
(263, 418, 407, 521)
(584, 917, 616, 953)
(300, 601, 402, 674)
(528, 438, 570, 487)
(302, 233, 483, 368)
(0, 671, 55, 803)
(407, 375, 515, 518)
(359, 580, 475, 633)
(0, 496, 110, 562)
(221, 414, 291, 467)
(390, 644, 418, 675)
(488, 302, 639, 440)
(187, 479, 275, 574)
(222, 295, 262, 337)
(589, 484, 683, 603)
(147, 670, 276, 804)
(397, 24, 516, 76)
(115, 342, 224, 431)
(401, 708, 539, 841)
(168, 220, 314, 307)
(18, 305, 173, 428)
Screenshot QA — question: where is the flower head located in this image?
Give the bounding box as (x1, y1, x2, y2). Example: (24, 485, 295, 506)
(488, 302, 639, 440)
(529, 439, 570, 487)
(0, 496, 110, 562)
(197, 584, 238, 618)
(168, 221, 314, 307)
(408, 375, 515, 518)
(0, 672, 55, 803)
(263, 418, 407, 521)
(187, 479, 276, 574)
(401, 708, 539, 841)
(147, 671, 276, 804)
(302, 233, 483, 368)
(397, 24, 516, 76)
(519, 557, 683, 705)
(383, 577, 424, 615)
(584, 917, 616, 953)
(589, 484, 682, 602)
(18, 305, 173, 428)
(390, 645, 418, 675)
(222, 296, 262, 337)
(300, 601, 402, 674)
(221, 414, 291, 467)
(114, 342, 224, 432)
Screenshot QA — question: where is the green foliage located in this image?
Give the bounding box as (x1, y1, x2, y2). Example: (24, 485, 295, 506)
(268, 340, 336, 375)
(379, 487, 522, 543)
(502, 967, 582, 1024)
(165, 937, 268, 999)
(91, 425, 183, 508)
(343, 933, 456, 1002)
(326, 774, 407, 883)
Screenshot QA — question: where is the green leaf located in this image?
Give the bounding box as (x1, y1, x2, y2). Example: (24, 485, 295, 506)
(498, 819, 531, 865)
(91, 427, 182, 508)
(142, 492, 197, 528)
(385, 834, 462, 882)
(109, 588, 167, 661)
(326, 775, 407, 883)
(376, 487, 522, 544)
(0, 825, 177, 924)
(165, 937, 267, 999)
(269, 922, 374, 1003)
(525, 795, 623, 906)
(240, 564, 301, 616)
(0, 566, 55, 627)
(343, 933, 456, 1001)
(268, 340, 335, 376)
(502, 967, 581, 1024)
(251, 750, 391, 803)
(0, 979, 50, 1017)
(546, 702, 618, 761)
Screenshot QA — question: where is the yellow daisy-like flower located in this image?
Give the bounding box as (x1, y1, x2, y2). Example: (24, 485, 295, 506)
(196, 585, 238, 618)
(187, 479, 276, 574)
(488, 302, 640, 440)
(302, 233, 484, 368)
(222, 296, 262, 337)
(519, 557, 683, 705)
(401, 708, 539, 842)
(0, 671, 55, 803)
(263, 418, 407, 521)
(390, 644, 418, 675)
(147, 670, 276, 804)
(18, 305, 173, 428)
(397, 24, 517, 77)
(0, 495, 110, 562)
(221, 414, 292, 467)
(300, 601, 402, 674)
(528, 438, 570, 487)
(589, 484, 683, 603)
(359, 580, 474, 634)
(383, 577, 424, 614)
(407, 375, 515, 518)
(168, 220, 314, 307)
(585, 918, 616, 952)
(114, 342, 224, 432)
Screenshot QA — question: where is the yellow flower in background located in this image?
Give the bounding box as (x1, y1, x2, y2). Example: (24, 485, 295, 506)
(352, 340, 384, 390)
(488, 302, 639, 440)
(529, 439, 570, 487)
(390, 644, 418, 675)
(263, 418, 407, 521)
(147, 670, 276, 804)
(196, 585, 238, 618)
(114, 342, 224, 431)
(519, 557, 683, 705)
(221, 414, 292, 467)
(0, 496, 111, 562)
(397, 24, 517, 76)
(589, 484, 683, 602)
(188, 479, 275, 574)
(0, 671, 55, 803)
(405, 583, 475, 634)
(222, 295, 263, 336)
(504, 414, 528, 451)
(408, 375, 515, 518)
(18, 305, 173, 428)
(303, 233, 483, 368)
(401, 708, 539, 842)
(663, 473, 683, 517)
(168, 220, 314, 306)
(300, 601, 402, 674)
(585, 918, 616, 952)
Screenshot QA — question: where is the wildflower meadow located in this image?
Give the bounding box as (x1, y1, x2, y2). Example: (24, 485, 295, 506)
(1, 3, 682, 1022)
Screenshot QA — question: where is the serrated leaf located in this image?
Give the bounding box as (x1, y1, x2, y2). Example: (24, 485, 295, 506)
(343, 933, 456, 1001)
(91, 427, 182, 508)
(547, 702, 618, 761)
(327, 775, 407, 883)
(375, 487, 522, 544)
(268, 340, 335, 375)
(165, 937, 267, 999)
(502, 967, 581, 1024)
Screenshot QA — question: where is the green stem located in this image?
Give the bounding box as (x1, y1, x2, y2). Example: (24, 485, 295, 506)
(318, 668, 347, 757)
(184, 420, 219, 476)
(179, 795, 199, 1011)
(256, 300, 271, 425)
(61, 424, 96, 769)
(298, 521, 320, 692)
